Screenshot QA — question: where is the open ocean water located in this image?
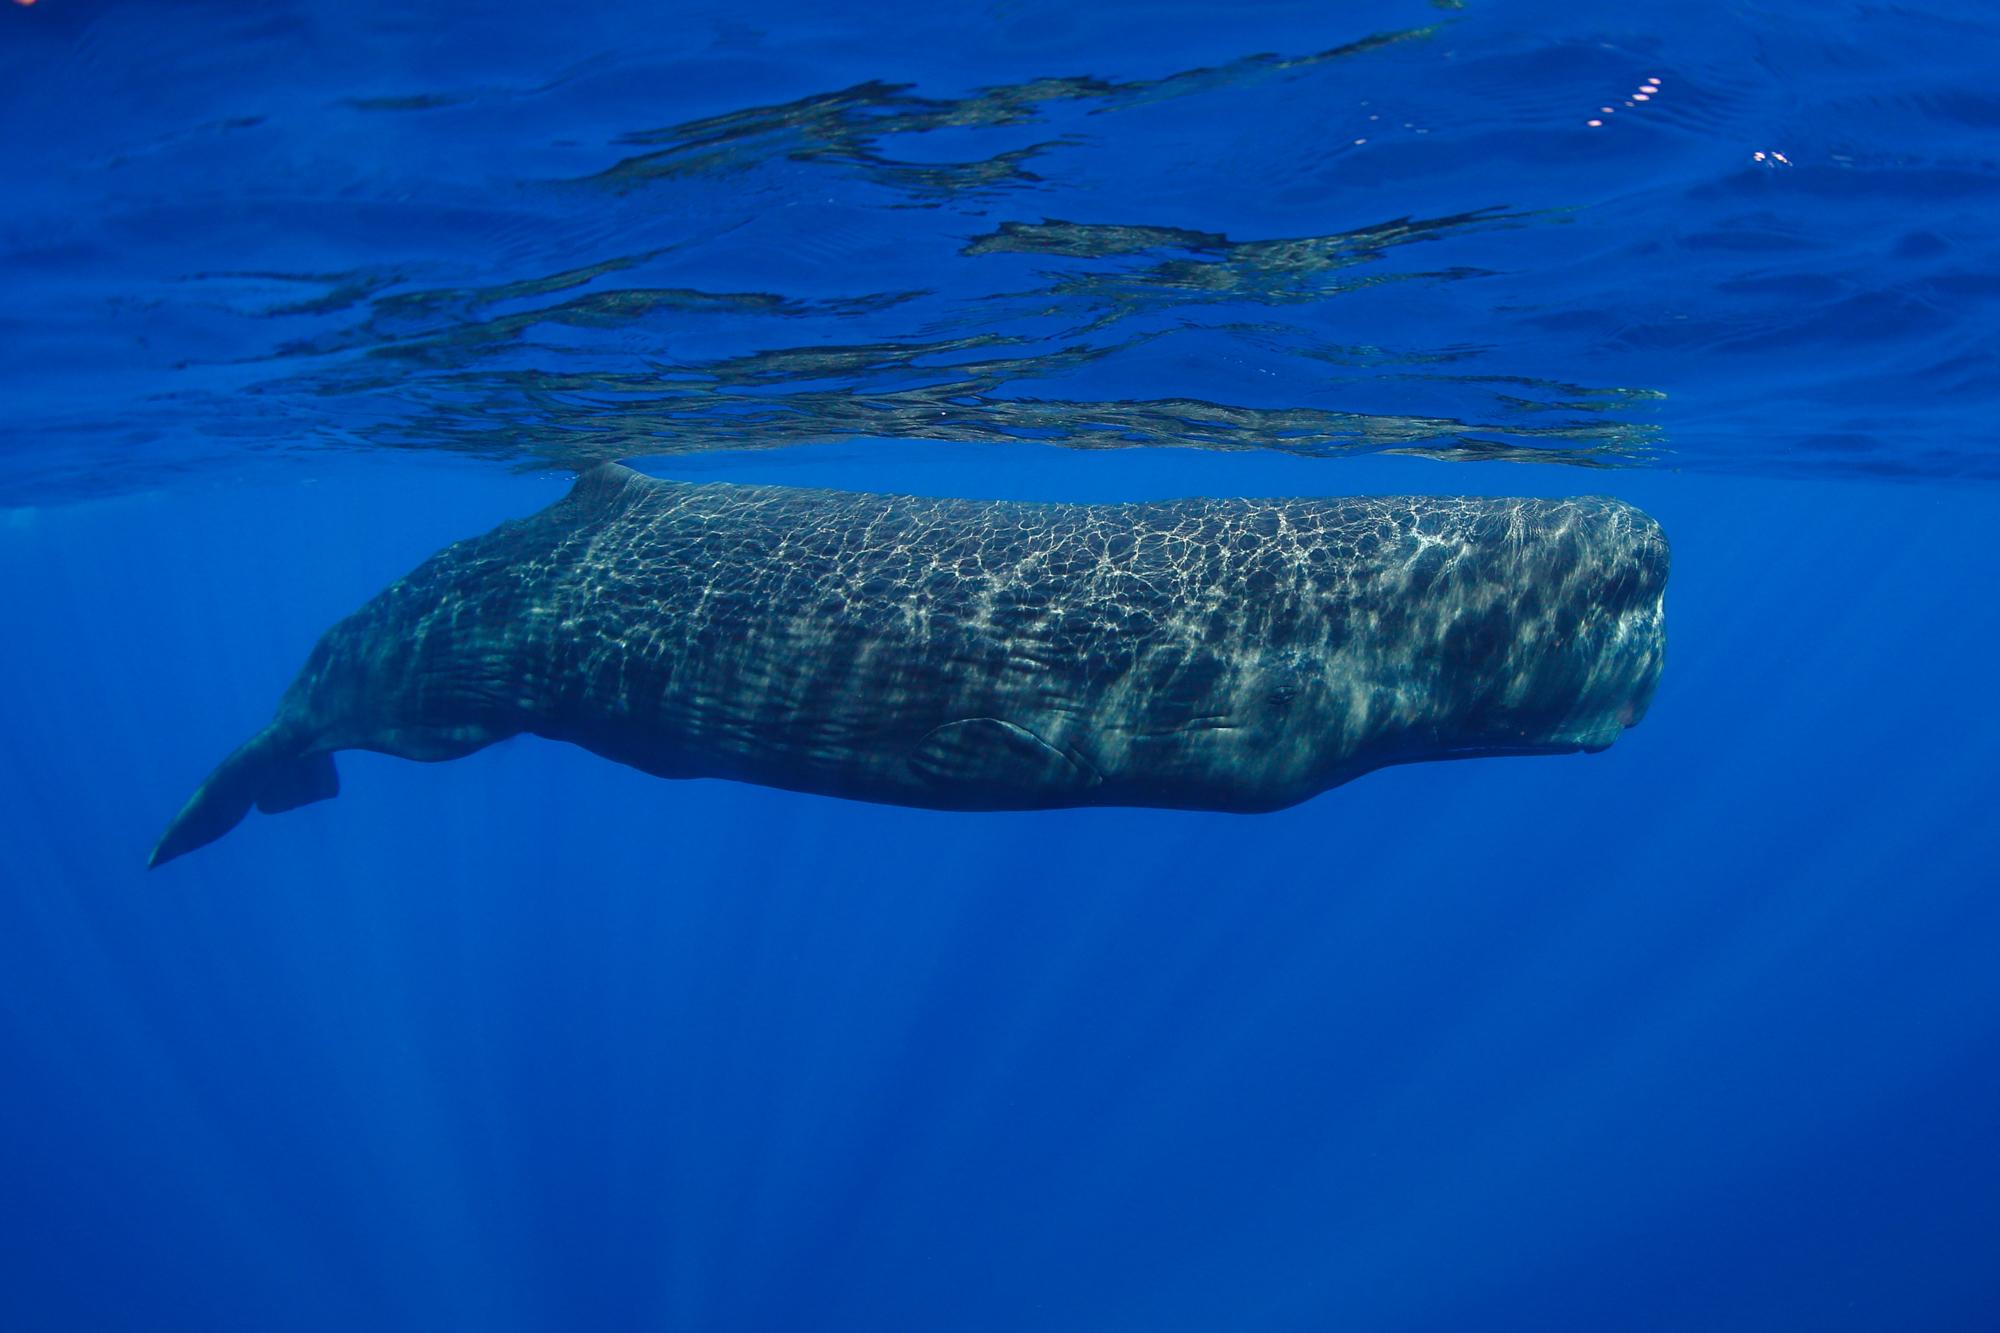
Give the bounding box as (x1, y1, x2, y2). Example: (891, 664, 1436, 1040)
(4, 1, 1999, 1328)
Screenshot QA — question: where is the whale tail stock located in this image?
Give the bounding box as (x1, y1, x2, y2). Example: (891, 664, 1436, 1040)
(148, 723, 339, 869)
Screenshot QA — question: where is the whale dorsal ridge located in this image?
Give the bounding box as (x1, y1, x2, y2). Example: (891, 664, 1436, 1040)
(561, 460, 649, 516)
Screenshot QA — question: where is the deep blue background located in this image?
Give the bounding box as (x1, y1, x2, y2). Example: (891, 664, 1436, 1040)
(5, 1, 2000, 1329)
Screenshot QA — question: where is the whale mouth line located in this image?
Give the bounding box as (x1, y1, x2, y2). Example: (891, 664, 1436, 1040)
(1408, 731, 1613, 765)
(1434, 742, 1587, 760)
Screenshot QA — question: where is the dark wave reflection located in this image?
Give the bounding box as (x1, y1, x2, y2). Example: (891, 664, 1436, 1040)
(206, 196, 1657, 476)
(8, 0, 1997, 500)
(577, 27, 1438, 197)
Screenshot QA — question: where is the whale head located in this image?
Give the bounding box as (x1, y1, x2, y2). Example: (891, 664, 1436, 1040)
(1419, 495, 1668, 763)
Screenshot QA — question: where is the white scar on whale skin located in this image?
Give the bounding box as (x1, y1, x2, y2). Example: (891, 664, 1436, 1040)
(150, 464, 1668, 867)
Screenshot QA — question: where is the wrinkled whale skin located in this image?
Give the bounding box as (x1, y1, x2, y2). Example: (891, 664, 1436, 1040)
(150, 464, 1667, 866)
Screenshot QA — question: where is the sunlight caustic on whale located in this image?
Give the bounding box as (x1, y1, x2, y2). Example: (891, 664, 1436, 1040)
(149, 465, 1668, 867)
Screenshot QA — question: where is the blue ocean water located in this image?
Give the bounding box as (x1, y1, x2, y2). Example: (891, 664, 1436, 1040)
(4, 1, 1999, 1328)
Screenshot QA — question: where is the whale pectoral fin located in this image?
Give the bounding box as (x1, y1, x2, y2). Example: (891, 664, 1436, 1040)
(256, 752, 340, 814)
(907, 718, 1102, 799)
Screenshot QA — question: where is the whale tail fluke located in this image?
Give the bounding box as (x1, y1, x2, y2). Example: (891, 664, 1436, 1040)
(148, 725, 340, 869)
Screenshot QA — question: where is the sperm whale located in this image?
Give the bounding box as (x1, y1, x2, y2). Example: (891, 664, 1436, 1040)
(149, 463, 1667, 866)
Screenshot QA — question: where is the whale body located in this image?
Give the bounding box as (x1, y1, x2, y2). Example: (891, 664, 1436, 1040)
(150, 464, 1668, 866)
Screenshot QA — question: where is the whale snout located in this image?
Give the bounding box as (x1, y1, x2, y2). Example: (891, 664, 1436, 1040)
(1561, 507, 1669, 749)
